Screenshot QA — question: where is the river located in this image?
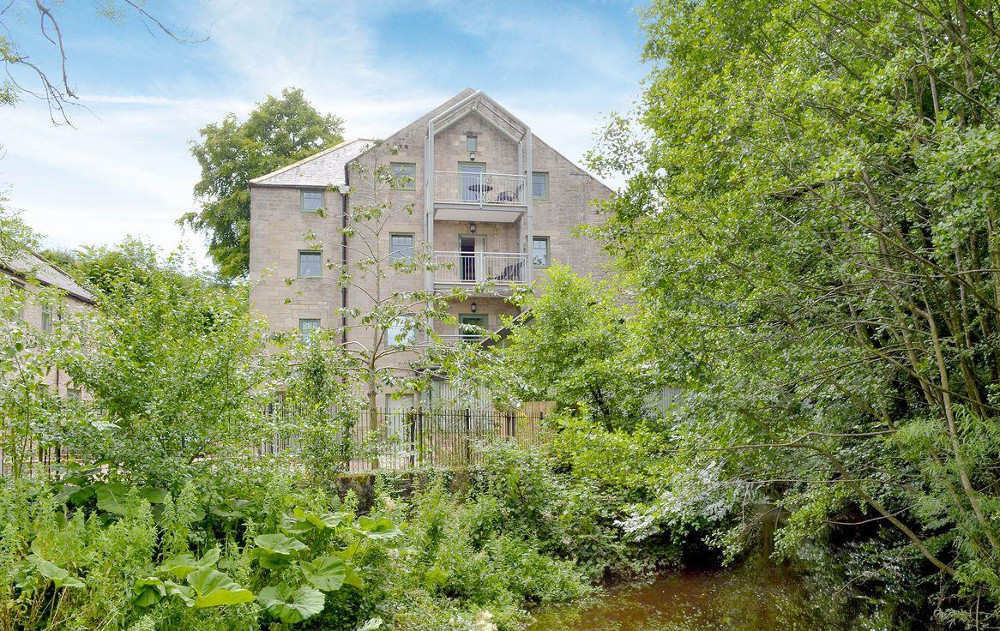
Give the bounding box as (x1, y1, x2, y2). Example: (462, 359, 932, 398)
(529, 564, 836, 631)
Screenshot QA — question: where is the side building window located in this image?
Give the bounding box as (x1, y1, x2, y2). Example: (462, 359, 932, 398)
(532, 237, 550, 268)
(390, 163, 416, 191)
(301, 189, 324, 212)
(532, 172, 549, 200)
(298, 318, 321, 341)
(390, 233, 415, 263)
(298, 251, 323, 278)
(41, 304, 53, 333)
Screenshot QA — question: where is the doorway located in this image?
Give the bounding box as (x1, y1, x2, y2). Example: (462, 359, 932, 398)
(460, 163, 486, 202)
(460, 235, 486, 282)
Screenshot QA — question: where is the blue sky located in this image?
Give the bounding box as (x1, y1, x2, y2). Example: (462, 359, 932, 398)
(0, 0, 649, 266)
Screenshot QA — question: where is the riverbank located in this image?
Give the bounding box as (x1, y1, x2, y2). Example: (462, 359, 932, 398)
(529, 563, 836, 631)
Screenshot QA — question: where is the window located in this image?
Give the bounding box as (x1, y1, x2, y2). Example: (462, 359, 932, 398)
(301, 189, 324, 212)
(532, 237, 550, 268)
(41, 305, 53, 333)
(67, 388, 82, 401)
(386, 315, 416, 348)
(390, 233, 415, 263)
(390, 162, 416, 190)
(532, 172, 549, 200)
(298, 251, 323, 278)
(459, 314, 488, 342)
(466, 134, 478, 152)
(298, 318, 321, 341)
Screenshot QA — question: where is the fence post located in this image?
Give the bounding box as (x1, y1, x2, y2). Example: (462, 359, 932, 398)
(408, 410, 416, 469)
(465, 408, 471, 465)
(418, 409, 424, 467)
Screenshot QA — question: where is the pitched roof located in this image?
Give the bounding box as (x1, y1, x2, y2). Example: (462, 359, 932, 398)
(1, 251, 94, 304)
(249, 138, 375, 187)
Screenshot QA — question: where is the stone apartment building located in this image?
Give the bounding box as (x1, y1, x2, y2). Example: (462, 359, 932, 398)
(248, 89, 611, 407)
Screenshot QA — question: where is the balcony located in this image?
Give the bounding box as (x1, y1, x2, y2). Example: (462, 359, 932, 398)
(433, 171, 526, 223)
(433, 251, 527, 290)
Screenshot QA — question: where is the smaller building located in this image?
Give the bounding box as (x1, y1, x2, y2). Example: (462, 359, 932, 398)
(1, 250, 94, 398)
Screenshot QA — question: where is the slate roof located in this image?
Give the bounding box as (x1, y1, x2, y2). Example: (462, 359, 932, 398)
(249, 138, 375, 188)
(1, 251, 94, 304)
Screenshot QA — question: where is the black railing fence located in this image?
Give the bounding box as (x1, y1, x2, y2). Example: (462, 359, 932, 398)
(257, 405, 549, 471)
(1, 406, 550, 477)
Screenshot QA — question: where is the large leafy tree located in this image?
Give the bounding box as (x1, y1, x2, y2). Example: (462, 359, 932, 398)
(181, 88, 344, 280)
(594, 0, 1000, 620)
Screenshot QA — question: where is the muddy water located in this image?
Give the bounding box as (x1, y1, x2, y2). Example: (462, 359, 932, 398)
(529, 565, 832, 631)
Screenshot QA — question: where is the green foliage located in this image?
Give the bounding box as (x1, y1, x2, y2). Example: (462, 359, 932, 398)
(588, 0, 1000, 622)
(500, 267, 668, 429)
(63, 240, 271, 490)
(182, 87, 344, 279)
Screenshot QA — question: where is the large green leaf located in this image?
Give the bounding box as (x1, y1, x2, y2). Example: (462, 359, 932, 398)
(33, 556, 85, 588)
(185, 566, 254, 608)
(300, 556, 346, 592)
(255, 533, 308, 555)
(164, 579, 195, 607)
(133, 577, 167, 607)
(357, 516, 402, 539)
(157, 548, 220, 579)
(252, 533, 308, 569)
(258, 583, 325, 624)
(95, 483, 129, 515)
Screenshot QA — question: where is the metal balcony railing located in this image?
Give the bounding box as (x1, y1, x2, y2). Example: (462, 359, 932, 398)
(434, 171, 526, 206)
(433, 251, 527, 284)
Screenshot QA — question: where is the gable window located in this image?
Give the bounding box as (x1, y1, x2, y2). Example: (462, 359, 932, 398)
(301, 189, 324, 212)
(298, 251, 323, 278)
(532, 237, 550, 268)
(386, 315, 416, 348)
(532, 172, 549, 200)
(390, 233, 415, 263)
(390, 162, 416, 190)
(41, 304, 53, 333)
(466, 134, 478, 152)
(298, 318, 321, 341)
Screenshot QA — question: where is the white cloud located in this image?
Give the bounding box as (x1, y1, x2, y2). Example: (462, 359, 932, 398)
(0, 0, 645, 270)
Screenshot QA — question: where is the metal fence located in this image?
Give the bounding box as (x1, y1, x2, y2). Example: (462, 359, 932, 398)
(0, 442, 75, 478)
(257, 406, 549, 472)
(433, 251, 527, 285)
(434, 171, 527, 206)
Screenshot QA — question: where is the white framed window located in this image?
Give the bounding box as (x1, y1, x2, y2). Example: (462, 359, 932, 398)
(298, 251, 323, 278)
(466, 134, 478, 152)
(532, 237, 550, 268)
(41, 304, 53, 333)
(532, 172, 549, 200)
(301, 189, 324, 212)
(298, 318, 321, 341)
(390, 162, 416, 190)
(386, 315, 416, 348)
(390, 233, 415, 263)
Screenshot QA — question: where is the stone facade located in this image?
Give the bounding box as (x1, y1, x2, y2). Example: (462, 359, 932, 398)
(248, 90, 612, 404)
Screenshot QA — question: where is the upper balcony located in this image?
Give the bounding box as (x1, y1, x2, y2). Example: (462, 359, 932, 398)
(433, 171, 526, 223)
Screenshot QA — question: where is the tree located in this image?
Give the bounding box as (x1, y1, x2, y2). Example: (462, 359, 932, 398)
(0, 1, 192, 125)
(498, 266, 666, 429)
(182, 88, 345, 280)
(63, 240, 270, 490)
(593, 0, 1000, 621)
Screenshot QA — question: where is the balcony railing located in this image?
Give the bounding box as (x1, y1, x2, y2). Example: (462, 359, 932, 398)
(433, 251, 527, 285)
(434, 171, 526, 206)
